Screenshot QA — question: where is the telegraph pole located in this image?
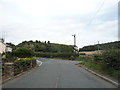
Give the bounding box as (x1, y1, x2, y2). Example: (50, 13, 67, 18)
(98, 41, 100, 54)
(72, 34, 77, 54)
(72, 34, 76, 47)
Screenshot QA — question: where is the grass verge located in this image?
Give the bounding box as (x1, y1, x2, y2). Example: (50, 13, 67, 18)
(78, 60, 120, 79)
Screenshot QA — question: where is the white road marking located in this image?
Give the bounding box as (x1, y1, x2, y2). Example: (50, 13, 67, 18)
(36, 60, 42, 66)
(55, 72, 61, 88)
(55, 77, 59, 88)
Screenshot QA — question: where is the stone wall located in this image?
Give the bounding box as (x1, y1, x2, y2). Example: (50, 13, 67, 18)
(2, 63, 14, 81)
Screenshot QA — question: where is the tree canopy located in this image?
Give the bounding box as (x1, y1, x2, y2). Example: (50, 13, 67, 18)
(16, 40, 75, 53)
(79, 41, 119, 51)
(12, 47, 34, 58)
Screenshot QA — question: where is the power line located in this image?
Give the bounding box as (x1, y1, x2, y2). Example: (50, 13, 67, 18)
(87, 0, 106, 26)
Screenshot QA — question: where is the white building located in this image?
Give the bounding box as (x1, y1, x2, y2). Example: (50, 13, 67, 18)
(0, 38, 12, 54)
(0, 42, 6, 54)
(6, 44, 12, 52)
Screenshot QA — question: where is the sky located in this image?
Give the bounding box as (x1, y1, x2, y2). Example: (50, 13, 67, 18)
(0, 0, 119, 48)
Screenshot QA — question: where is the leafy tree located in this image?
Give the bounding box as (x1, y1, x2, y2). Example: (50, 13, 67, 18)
(47, 41, 50, 44)
(6, 42, 16, 50)
(12, 47, 34, 58)
(16, 40, 74, 53)
(14, 40, 76, 59)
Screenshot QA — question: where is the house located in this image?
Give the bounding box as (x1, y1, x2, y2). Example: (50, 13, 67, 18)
(0, 38, 6, 54)
(6, 44, 12, 52)
(0, 38, 12, 54)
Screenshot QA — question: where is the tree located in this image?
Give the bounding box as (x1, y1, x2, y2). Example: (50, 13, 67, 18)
(47, 41, 50, 44)
(6, 42, 16, 50)
(12, 47, 34, 58)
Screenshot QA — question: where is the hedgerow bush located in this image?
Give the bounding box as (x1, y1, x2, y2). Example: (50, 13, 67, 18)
(34, 52, 79, 60)
(2, 52, 17, 62)
(78, 48, 119, 78)
(93, 49, 120, 70)
(101, 49, 120, 70)
(12, 47, 34, 58)
(14, 58, 36, 75)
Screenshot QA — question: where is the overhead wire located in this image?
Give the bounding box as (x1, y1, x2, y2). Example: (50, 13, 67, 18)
(87, 0, 106, 26)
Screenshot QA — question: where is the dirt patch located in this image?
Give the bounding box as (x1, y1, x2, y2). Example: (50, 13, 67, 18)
(79, 50, 103, 55)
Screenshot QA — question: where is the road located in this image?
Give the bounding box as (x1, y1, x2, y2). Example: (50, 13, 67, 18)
(3, 58, 116, 88)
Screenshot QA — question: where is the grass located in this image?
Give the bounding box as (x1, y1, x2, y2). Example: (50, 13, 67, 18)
(78, 60, 120, 79)
(79, 61, 103, 71)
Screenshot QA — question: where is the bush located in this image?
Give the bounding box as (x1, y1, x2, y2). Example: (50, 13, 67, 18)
(79, 53, 86, 55)
(79, 49, 120, 78)
(35, 52, 79, 60)
(14, 58, 36, 75)
(79, 55, 93, 61)
(12, 47, 34, 58)
(101, 49, 120, 70)
(93, 54, 103, 63)
(3, 52, 17, 62)
(93, 49, 120, 70)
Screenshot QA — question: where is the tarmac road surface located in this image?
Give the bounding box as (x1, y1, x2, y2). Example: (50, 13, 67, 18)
(3, 58, 117, 88)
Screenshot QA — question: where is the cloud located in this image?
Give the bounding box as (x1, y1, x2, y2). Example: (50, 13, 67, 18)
(0, 0, 119, 48)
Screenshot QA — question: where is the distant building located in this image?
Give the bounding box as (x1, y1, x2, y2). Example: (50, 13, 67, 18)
(74, 46, 79, 53)
(0, 38, 12, 54)
(0, 38, 6, 54)
(6, 44, 12, 52)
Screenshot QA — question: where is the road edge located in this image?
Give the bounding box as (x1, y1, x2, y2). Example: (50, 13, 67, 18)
(36, 60, 42, 66)
(79, 65, 119, 87)
(2, 60, 42, 85)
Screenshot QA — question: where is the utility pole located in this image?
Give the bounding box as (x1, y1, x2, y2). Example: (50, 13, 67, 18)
(72, 34, 76, 47)
(72, 34, 77, 54)
(98, 41, 100, 54)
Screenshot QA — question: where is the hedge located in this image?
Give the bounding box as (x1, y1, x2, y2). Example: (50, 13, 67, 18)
(34, 52, 79, 59)
(14, 58, 36, 75)
(12, 47, 34, 58)
(93, 49, 120, 70)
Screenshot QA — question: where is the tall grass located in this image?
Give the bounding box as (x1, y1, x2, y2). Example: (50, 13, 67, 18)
(78, 49, 120, 79)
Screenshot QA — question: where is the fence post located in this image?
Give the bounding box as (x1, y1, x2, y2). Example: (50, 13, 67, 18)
(3, 63, 14, 81)
(31, 60, 32, 68)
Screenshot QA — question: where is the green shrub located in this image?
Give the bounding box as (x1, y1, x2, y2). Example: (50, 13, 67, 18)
(101, 49, 120, 70)
(14, 58, 36, 75)
(14, 61, 23, 75)
(3, 52, 17, 62)
(35, 52, 79, 60)
(12, 47, 34, 58)
(93, 49, 120, 70)
(79, 53, 86, 55)
(78, 49, 120, 78)
(79, 55, 93, 61)
(93, 54, 103, 64)
(2, 58, 7, 63)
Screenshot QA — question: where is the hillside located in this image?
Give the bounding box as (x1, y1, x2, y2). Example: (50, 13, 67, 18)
(15, 40, 75, 53)
(79, 41, 119, 51)
(10, 40, 79, 59)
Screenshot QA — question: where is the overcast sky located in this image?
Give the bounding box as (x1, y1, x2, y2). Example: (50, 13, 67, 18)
(0, 0, 119, 48)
